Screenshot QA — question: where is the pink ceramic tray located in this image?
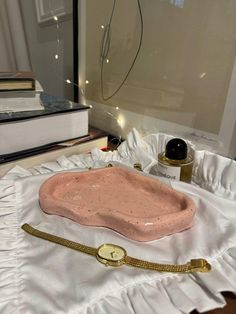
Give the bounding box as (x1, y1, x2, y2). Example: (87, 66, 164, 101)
(39, 167, 196, 241)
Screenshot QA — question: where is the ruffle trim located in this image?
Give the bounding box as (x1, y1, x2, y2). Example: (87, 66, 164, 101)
(0, 179, 18, 313)
(73, 247, 236, 314)
(193, 151, 236, 200)
(3, 129, 236, 199)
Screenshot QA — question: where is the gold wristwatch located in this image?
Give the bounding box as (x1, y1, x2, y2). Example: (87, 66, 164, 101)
(21, 224, 211, 273)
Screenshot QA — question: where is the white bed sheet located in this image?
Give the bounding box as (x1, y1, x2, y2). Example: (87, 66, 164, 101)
(1, 129, 236, 314)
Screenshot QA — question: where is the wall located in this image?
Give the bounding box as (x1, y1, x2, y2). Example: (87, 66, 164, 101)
(79, 0, 236, 158)
(20, 0, 74, 100)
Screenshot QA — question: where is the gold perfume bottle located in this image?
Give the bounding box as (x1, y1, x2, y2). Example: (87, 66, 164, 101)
(157, 138, 194, 183)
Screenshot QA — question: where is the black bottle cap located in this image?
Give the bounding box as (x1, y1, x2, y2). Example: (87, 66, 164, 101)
(165, 138, 187, 160)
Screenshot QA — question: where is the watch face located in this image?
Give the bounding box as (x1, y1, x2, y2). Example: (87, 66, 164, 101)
(97, 244, 126, 266)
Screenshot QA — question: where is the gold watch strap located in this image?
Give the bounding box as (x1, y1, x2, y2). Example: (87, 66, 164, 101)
(125, 256, 210, 273)
(22, 223, 211, 273)
(22, 223, 97, 256)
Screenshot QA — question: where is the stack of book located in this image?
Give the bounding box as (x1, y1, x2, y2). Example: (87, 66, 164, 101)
(0, 92, 91, 155)
(0, 72, 109, 177)
(0, 126, 108, 177)
(0, 71, 43, 112)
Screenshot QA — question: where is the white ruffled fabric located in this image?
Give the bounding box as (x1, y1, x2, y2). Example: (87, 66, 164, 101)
(1, 129, 236, 314)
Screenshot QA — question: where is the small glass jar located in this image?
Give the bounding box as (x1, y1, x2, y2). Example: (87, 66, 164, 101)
(157, 138, 194, 183)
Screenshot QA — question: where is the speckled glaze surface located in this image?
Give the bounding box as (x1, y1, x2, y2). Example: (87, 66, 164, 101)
(39, 167, 196, 241)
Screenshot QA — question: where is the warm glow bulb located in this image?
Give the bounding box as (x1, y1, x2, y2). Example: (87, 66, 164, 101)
(101, 25, 105, 29)
(199, 72, 206, 79)
(85, 80, 90, 84)
(55, 54, 59, 59)
(117, 114, 125, 128)
(106, 59, 110, 63)
(54, 16, 58, 21)
(115, 106, 119, 110)
(66, 79, 71, 84)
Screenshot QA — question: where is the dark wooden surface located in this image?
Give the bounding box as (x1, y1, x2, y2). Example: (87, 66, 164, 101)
(192, 293, 236, 314)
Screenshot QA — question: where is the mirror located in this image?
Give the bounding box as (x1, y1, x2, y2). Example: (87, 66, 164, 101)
(0, 0, 74, 100)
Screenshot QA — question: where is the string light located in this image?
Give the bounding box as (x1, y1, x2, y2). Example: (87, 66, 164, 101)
(53, 15, 60, 63)
(47, 4, 122, 144)
(199, 72, 206, 79)
(50, 5, 89, 101)
(117, 114, 125, 128)
(49, 0, 60, 63)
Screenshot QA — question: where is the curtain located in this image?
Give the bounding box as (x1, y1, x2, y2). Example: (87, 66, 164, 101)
(0, 0, 31, 71)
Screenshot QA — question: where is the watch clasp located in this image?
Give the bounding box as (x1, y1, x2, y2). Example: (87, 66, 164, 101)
(189, 259, 211, 272)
